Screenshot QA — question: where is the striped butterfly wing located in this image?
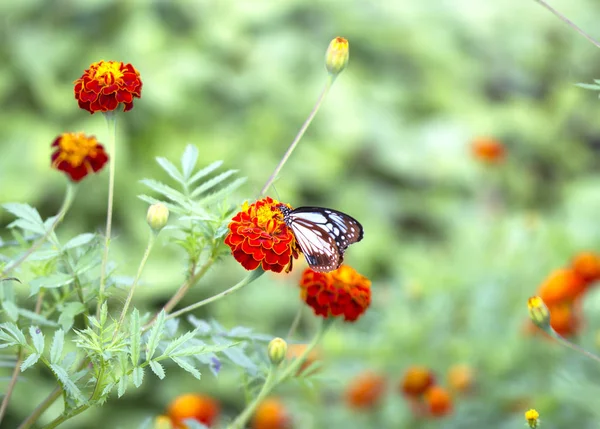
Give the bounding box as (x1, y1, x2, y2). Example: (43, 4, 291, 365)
(281, 206, 364, 272)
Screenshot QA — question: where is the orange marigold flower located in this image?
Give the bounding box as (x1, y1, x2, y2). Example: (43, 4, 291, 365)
(51, 132, 109, 182)
(571, 251, 600, 284)
(286, 344, 321, 376)
(345, 371, 387, 410)
(299, 265, 371, 322)
(537, 268, 586, 306)
(400, 366, 436, 397)
(166, 394, 220, 428)
(548, 302, 581, 337)
(424, 386, 453, 417)
(74, 60, 142, 114)
(251, 397, 292, 429)
(471, 137, 505, 164)
(225, 197, 300, 273)
(447, 364, 475, 394)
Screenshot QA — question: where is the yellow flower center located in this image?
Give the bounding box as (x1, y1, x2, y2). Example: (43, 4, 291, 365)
(92, 61, 124, 84)
(56, 133, 99, 167)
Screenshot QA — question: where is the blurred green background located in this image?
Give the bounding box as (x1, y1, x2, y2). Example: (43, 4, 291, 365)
(3, 0, 600, 427)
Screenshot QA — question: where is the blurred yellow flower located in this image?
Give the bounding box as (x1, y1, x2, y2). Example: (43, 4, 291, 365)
(525, 408, 540, 428)
(527, 296, 550, 331)
(325, 37, 349, 76)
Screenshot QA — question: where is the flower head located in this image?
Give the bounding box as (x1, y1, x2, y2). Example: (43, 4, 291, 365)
(147, 203, 170, 232)
(527, 296, 551, 331)
(571, 251, 600, 283)
(471, 137, 505, 164)
(51, 132, 109, 182)
(400, 366, 436, 397)
(74, 60, 142, 114)
(166, 394, 220, 428)
(299, 265, 371, 322)
(268, 337, 288, 366)
(525, 409, 540, 428)
(224, 197, 300, 273)
(423, 386, 453, 418)
(252, 398, 292, 429)
(447, 364, 475, 394)
(154, 415, 173, 429)
(345, 371, 387, 410)
(537, 268, 586, 306)
(325, 37, 349, 76)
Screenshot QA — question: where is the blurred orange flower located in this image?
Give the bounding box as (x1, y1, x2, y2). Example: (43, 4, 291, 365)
(74, 60, 142, 114)
(286, 344, 321, 376)
(423, 386, 453, 417)
(471, 137, 505, 164)
(447, 364, 474, 394)
(345, 371, 387, 410)
(251, 397, 292, 429)
(51, 132, 109, 182)
(224, 197, 300, 273)
(299, 265, 371, 322)
(166, 394, 220, 428)
(548, 302, 581, 337)
(537, 268, 586, 306)
(571, 251, 600, 284)
(400, 366, 436, 397)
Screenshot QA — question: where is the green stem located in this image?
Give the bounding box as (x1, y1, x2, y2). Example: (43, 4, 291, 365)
(285, 307, 303, 340)
(97, 111, 118, 318)
(162, 257, 215, 314)
(534, 0, 600, 48)
(1, 183, 76, 278)
(549, 329, 600, 364)
(40, 404, 88, 429)
(0, 348, 23, 425)
(114, 233, 155, 338)
(260, 77, 333, 195)
(157, 269, 264, 328)
(228, 318, 333, 429)
(17, 386, 63, 429)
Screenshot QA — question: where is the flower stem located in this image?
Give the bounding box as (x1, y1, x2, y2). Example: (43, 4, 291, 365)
(151, 269, 264, 329)
(17, 386, 62, 429)
(228, 318, 333, 429)
(113, 233, 155, 339)
(260, 77, 333, 195)
(533, 0, 600, 48)
(97, 111, 118, 318)
(1, 183, 76, 278)
(0, 348, 23, 425)
(162, 257, 215, 314)
(285, 307, 303, 340)
(549, 329, 600, 364)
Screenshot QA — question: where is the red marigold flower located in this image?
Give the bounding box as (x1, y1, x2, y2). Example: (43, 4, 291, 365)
(299, 265, 371, 322)
(224, 197, 300, 273)
(51, 132, 109, 182)
(345, 370, 387, 410)
(74, 60, 142, 114)
(537, 268, 586, 306)
(166, 393, 220, 428)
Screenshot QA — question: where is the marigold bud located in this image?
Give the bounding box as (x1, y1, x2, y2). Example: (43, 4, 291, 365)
(528, 296, 550, 331)
(525, 408, 540, 428)
(325, 37, 349, 76)
(267, 337, 287, 365)
(147, 203, 169, 232)
(154, 415, 172, 429)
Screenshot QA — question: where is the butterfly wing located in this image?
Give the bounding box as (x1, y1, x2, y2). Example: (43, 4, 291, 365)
(286, 207, 364, 272)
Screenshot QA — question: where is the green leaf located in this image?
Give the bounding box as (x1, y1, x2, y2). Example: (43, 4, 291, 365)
(2, 301, 19, 322)
(130, 309, 141, 366)
(149, 360, 165, 379)
(139, 179, 187, 206)
(63, 233, 96, 250)
(188, 160, 223, 187)
(137, 195, 184, 215)
(50, 364, 86, 404)
(180, 145, 199, 180)
(20, 353, 39, 371)
(132, 366, 144, 388)
(18, 308, 58, 327)
(145, 310, 165, 361)
(182, 420, 209, 429)
(161, 329, 198, 357)
(99, 302, 108, 327)
(101, 381, 116, 397)
(171, 357, 201, 380)
(575, 82, 600, 90)
(58, 302, 86, 331)
(156, 157, 185, 185)
(29, 326, 44, 354)
(190, 170, 238, 198)
(198, 178, 247, 205)
(0, 322, 27, 346)
(74, 247, 102, 274)
(50, 330, 65, 364)
(117, 376, 128, 398)
(170, 342, 237, 359)
(29, 273, 75, 295)
(28, 249, 60, 261)
(3, 203, 45, 235)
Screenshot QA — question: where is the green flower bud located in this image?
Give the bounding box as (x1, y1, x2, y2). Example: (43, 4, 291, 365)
(528, 296, 550, 331)
(268, 337, 287, 366)
(325, 37, 349, 76)
(147, 203, 169, 232)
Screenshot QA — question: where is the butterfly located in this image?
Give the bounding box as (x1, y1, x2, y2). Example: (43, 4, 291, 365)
(278, 205, 364, 272)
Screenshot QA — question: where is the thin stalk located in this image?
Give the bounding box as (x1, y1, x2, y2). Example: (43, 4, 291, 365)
(0, 348, 23, 425)
(534, 0, 600, 48)
(149, 269, 264, 330)
(16, 386, 62, 429)
(113, 233, 155, 338)
(97, 111, 118, 318)
(285, 307, 303, 340)
(549, 329, 600, 364)
(1, 183, 76, 278)
(40, 404, 88, 429)
(260, 77, 333, 195)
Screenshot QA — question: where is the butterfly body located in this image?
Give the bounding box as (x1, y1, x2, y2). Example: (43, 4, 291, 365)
(278, 205, 364, 272)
